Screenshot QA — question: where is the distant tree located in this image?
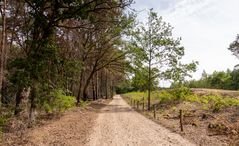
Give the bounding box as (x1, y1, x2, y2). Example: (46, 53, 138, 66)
(201, 70, 208, 79)
(231, 69, 239, 89)
(183, 69, 239, 90)
(228, 34, 239, 58)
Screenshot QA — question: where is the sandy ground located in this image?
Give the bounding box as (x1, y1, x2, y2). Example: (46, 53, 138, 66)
(1, 99, 110, 146)
(191, 88, 239, 98)
(86, 95, 195, 146)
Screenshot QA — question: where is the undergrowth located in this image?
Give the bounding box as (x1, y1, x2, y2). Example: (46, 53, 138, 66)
(41, 89, 76, 113)
(0, 108, 12, 133)
(124, 87, 239, 112)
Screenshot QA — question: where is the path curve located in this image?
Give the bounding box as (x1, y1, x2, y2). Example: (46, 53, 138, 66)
(86, 95, 195, 146)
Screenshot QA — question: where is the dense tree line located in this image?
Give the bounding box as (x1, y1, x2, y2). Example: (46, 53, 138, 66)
(0, 0, 134, 125)
(179, 69, 239, 90)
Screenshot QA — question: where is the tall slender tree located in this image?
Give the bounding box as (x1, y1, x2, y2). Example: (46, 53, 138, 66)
(0, 0, 7, 104)
(130, 9, 197, 110)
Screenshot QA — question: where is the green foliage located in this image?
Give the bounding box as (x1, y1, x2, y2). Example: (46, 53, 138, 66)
(125, 87, 239, 112)
(79, 100, 90, 108)
(183, 69, 239, 90)
(0, 110, 12, 133)
(130, 67, 159, 91)
(128, 9, 197, 110)
(157, 90, 174, 103)
(42, 89, 76, 113)
(202, 95, 239, 112)
(170, 86, 191, 100)
(228, 34, 239, 58)
(124, 91, 146, 101)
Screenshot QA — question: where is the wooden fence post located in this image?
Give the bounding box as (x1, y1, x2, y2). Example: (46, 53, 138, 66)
(154, 105, 156, 119)
(180, 109, 184, 132)
(142, 97, 144, 111)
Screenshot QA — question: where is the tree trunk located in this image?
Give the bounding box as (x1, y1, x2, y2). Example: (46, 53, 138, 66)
(1, 79, 7, 104)
(95, 71, 98, 100)
(92, 75, 96, 100)
(82, 71, 95, 101)
(100, 70, 103, 98)
(105, 70, 108, 99)
(14, 88, 24, 116)
(28, 82, 37, 127)
(147, 49, 152, 111)
(77, 71, 84, 105)
(70, 80, 74, 96)
(148, 17, 152, 111)
(0, 0, 7, 104)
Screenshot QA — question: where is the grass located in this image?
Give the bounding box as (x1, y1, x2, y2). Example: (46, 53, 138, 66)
(124, 87, 239, 112)
(0, 108, 12, 134)
(42, 89, 76, 113)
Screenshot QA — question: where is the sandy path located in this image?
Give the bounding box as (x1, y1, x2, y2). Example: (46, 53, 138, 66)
(86, 95, 195, 146)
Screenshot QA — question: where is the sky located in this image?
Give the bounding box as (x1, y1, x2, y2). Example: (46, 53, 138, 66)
(131, 0, 239, 83)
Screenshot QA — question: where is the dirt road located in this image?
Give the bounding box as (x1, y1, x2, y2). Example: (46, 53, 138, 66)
(86, 95, 195, 146)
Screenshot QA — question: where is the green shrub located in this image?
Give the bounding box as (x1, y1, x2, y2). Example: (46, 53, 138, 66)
(198, 95, 239, 112)
(184, 94, 199, 102)
(43, 89, 76, 113)
(157, 90, 174, 103)
(170, 86, 191, 100)
(124, 88, 239, 112)
(157, 87, 191, 103)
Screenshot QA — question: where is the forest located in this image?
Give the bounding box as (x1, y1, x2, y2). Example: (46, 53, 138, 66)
(181, 69, 239, 90)
(0, 0, 135, 125)
(0, 0, 239, 145)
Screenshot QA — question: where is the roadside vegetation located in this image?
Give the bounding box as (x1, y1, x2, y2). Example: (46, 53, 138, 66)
(123, 87, 239, 145)
(124, 87, 239, 112)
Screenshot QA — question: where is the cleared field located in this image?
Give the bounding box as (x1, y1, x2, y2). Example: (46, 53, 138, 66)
(191, 88, 239, 98)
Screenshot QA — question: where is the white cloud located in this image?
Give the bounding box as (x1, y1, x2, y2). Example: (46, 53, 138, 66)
(133, 0, 239, 80)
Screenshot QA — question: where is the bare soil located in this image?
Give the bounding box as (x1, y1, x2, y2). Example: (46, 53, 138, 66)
(0, 99, 111, 146)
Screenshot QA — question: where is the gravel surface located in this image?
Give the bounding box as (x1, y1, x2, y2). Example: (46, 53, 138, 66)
(86, 95, 195, 146)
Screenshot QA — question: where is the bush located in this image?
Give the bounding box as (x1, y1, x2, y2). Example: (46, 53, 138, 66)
(42, 89, 76, 113)
(170, 86, 191, 100)
(157, 90, 174, 103)
(198, 95, 239, 112)
(157, 87, 191, 103)
(184, 94, 200, 103)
